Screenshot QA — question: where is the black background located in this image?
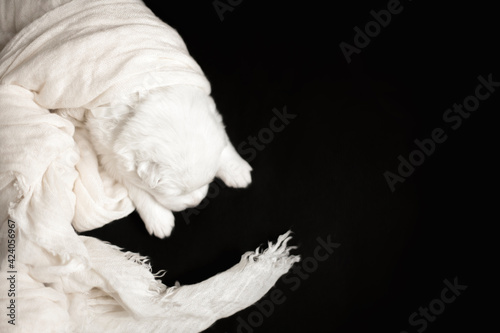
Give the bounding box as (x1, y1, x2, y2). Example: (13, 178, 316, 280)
(83, 0, 497, 332)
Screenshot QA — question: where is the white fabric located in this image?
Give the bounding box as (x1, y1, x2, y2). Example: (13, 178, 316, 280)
(0, 1, 300, 332)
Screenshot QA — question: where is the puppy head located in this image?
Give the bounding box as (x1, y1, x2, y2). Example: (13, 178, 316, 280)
(116, 85, 227, 211)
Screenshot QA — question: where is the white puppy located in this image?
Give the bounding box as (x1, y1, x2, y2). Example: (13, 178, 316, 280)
(86, 84, 252, 238)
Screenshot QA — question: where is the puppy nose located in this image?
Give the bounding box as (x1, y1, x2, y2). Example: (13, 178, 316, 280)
(184, 185, 208, 207)
(192, 185, 208, 200)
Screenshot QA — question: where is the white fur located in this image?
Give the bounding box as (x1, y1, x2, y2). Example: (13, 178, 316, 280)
(86, 84, 252, 238)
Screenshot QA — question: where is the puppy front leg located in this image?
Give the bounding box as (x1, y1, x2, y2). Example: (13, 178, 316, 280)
(127, 185, 175, 238)
(216, 143, 252, 188)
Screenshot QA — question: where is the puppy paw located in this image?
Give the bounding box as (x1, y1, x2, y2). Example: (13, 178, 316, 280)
(136, 199, 175, 238)
(217, 155, 252, 188)
(148, 221, 174, 239)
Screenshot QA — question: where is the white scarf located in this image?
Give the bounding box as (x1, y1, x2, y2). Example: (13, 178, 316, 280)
(0, 1, 299, 332)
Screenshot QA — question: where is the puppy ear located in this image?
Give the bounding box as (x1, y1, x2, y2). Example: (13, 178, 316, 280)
(114, 146, 135, 172)
(207, 96, 224, 123)
(137, 160, 162, 189)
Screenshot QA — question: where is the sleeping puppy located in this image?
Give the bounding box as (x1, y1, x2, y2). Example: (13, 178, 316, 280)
(86, 84, 252, 238)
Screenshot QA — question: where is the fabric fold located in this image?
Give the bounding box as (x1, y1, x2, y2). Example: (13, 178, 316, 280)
(0, 1, 300, 332)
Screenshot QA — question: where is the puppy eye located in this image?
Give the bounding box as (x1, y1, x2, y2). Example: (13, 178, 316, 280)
(163, 188, 180, 196)
(137, 161, 161, 189)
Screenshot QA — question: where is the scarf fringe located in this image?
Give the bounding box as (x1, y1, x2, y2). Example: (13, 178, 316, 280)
(81, 231, 299, 333)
